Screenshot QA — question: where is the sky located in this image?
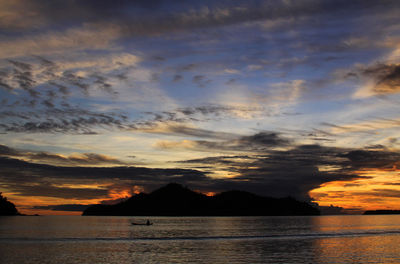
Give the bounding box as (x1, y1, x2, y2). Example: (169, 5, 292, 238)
(0, 0, 400, 215)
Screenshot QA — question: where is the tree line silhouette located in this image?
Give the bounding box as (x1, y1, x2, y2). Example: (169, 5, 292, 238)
(0, 192, 19, 215)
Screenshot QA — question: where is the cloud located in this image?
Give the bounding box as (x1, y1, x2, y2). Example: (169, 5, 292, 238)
(3, 0, 397, 45)
(172, 74, 183, 82)
(176, 105, 263, 116)
(348, 63, 400, 97)
(0, 0, 47, 30)
(340, 150, 400, 170)
(175, 104, 266, 120)
(178, 155, 256, 165)
(140, 123, 239, 140)
(0, 23, 122, 58)
(238, 132, 290, 147)
(352, 189, 400, 199)
(0, 144, 20, 156)
(128, 104, 267, 134)
(0, 144, 126, 166)
(27, 152, 126, 166)
(0, 54, 139, 97)
(0, 107, 129, 134)
(11, 184, 109, 199)
(192, 75, 211, 87)
(365, 64, 400, 94)
(0, 55, 139, 134)
(253, 80, 306, 104)
(175, 142, 400, 200)
(0, 155, 209, 200)
(156, 131, 290, 152)
(32, 204, 90, 212)
(322, 118, 400, 135)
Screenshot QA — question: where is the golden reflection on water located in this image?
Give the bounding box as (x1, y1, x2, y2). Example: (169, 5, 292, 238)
(313, 234, 400, 263)
(311, 215, 400, 232)
(311, 215, 400, 263)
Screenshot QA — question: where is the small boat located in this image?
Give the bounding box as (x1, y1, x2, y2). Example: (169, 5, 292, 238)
(131, 223, 153, 225)
(131, 221, 153, 226)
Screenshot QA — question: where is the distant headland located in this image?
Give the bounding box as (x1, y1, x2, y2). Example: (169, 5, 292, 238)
(83, 183, 320, 216)
(363, 210, 400, 215)
(0, 192, 19, 216)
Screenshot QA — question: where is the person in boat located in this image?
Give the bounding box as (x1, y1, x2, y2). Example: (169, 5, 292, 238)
(146, 219, 150, 225)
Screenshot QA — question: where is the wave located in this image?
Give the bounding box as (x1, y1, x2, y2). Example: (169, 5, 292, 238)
(2, 230, 400, 243)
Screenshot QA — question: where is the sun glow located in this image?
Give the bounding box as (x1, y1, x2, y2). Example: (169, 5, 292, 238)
(310, 168, 400, 211)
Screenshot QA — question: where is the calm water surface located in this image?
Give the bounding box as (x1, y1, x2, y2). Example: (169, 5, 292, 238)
(1, 215, 400, 263)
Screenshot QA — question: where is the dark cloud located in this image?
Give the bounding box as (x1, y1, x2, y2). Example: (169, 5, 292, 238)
(161, 132, 290, 152)
(176, 141, 400, 200)
(7, 60, 32, 71)
(4, 0, 398, 37)
(0, 144, 20, 156)
(175, 105, 264, 118)
(33, 56, 56, 68)
(205, 145, 359, 200)
(61, 72, 90, 95)
(0, 61, 41, 97)
(225, 78, 236, 85)
(178, 155, 255, 165)
(172, 74, 183, 82)
(92, 74, 114, 94)
(10, 184, 109, 199)
(321, 122, 377, 135)
(13, 69, 37, 95)
(32, 204, 90, 212)
(239, 132, 290, 147)
(0, 107, 128, 134)
(192, 75, 211, 87)
(132, 105, 267, 134)
(0, 80, 13, 91)
(114, 73, 128, 81)
(346, 63, 400, 95)
(180, 63, 197, 71)
(41, 99, 54, 108)
(0, 58, 119, 99)
(27, 152, 126, 166)
(0, 144, 126, 166)
(152, 55, 166, 61)
(0, 57, 141, 134)
(0, 155, 210, 200)
(354, 189, 400, 198)
(162, 125, 239, 140)
(290, 128, 336, 143)
(340, 150, 400, 170)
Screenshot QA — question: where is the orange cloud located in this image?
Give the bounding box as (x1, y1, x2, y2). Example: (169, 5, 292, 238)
(310, 168, 400, 212)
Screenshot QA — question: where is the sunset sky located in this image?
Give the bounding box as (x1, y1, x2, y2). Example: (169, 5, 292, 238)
(1, 0, 400, 215)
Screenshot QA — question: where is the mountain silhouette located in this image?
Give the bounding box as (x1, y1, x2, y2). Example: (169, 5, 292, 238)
(83, 183, 320, 216)
(0, 192, 19, 216)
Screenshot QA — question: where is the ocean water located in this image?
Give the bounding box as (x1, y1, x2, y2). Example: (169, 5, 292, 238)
(1, 215, 400, 263)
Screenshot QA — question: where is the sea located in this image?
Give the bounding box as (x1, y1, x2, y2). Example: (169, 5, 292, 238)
(1, 215, 400, 263)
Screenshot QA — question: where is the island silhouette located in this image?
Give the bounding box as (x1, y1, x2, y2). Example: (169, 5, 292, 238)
(83, 183, 320, 216)
(0, 192, 19, 216)
(363, 210, 400, 215)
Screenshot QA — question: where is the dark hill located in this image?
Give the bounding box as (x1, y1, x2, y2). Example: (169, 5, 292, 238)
(0, 192, 19, 216)
(83, 183, 319, 216)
